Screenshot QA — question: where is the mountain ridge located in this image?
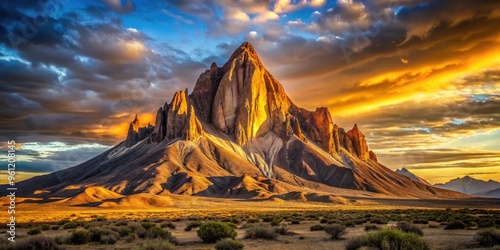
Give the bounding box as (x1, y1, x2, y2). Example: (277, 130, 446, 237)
(434, 175, 500, 197)
(8, 42, 467, 205)
(395, 167, 431, 186)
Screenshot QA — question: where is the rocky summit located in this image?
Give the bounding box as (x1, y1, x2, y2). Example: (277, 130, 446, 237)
(12, 42, 465, 205)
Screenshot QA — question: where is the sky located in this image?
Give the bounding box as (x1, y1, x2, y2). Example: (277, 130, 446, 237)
(0, 0, 499, 184)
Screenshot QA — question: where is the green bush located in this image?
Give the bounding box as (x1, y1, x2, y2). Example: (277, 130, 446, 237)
(69, 230, 92, 245)
(244, 225, 277, 240)
(41, 224, 51, 231)
(142, 222, 157, 230)
(89, 227, 120, 243)
(215, 238, 244, 250)
(357, 228, 430, 250)
(444, 220, 466, 230)
(140, 239, 176, 250)
(7, 236, 62, 250)
(324, 224, 347, 240)
(270, 218, 282, 227)
(197, 222, 237, 243)
(396, 221, 424, 236)
(27, 227, 42, 235)
(50, 225, 60, 230)
(63, 221, 80, 229)
(185, 221, 202, 231)
(370, 217, 388, 225)
(144, 226, 176, 244)
(161, 221, 176, 229)
(310, 225, 325, 231)
(475, 228, 500, 247)
(291, 220, 300, 225)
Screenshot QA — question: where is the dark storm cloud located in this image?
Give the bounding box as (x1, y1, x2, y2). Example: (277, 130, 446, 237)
(0, 0, 211, 147)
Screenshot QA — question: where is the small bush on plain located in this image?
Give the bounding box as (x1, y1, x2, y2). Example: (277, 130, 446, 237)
(214, 238, 244, 250)
(197, 222, 237, 243)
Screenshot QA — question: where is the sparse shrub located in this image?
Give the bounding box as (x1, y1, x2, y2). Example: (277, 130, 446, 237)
(89, 227, 120, 243)
(310, 225, 325, 231)
(397, 221, 424, 236)
(118, 226, 134, 237)
(57, 219, 70, 225)
(245, 224, 277, 240)
(247, 218, 259, 224)
(8, 236, 62, 250)
(324, 224, 347, 240)
(344, 221, 355, 227)
(370, 217, 388, 225)
(291, 220, 300, 225)
(444, 220, 466, 230)
(63, 221, 80, 229)
(142, 222, 157, 230)
(100, 234, 118, 244)
(475, 228, 500, 247)
(274, 226, 290, 235)
(270, 218, 282, 227)
(96, 217, 107, 222)
(161, 221, 176, 229)
(360, 228, 430, 250)
(124, 234, 136, 243)
(69, 230, 92, 245)
(215, 238, 244, 250)
(27, 227, 42, 235)
(185, 221, 202, 231)
(140, 239, 176, 250)
(115, 220, 128, 226)
(364, 224, 380, 232)
(51, 225, 60, 230)
(428, 222, 440, 228)
(144, 226, 175, 242)
(41, 224, 51, 231)
(197, 222, 237, 243)
(132, 223, 147, 238)
(413, 219, 429, 224)
(345, 236, 363, 250)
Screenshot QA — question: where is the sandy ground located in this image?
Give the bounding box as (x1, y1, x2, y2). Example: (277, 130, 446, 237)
(1, 197, 499, 249)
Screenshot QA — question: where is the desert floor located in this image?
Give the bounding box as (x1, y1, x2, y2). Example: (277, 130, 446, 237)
(1, 197, 499, 249)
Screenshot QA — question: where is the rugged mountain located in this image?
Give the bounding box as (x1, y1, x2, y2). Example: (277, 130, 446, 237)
(395, 168, 431, 186)
(11, 42, 465, 205)
(474, 187, 500, 198)
(434, 176, 500, 196)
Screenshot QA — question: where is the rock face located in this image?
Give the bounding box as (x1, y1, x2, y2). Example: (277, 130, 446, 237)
(125, 115, 153, 147)
(346, 124, 370, 161)
(12, 42, 468, 201)
(150, 89, 203, 143)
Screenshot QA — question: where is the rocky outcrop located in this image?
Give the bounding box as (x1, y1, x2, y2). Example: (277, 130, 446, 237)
(338, 127, 355, 155)
(190, 62, 222, 122)
(369, 150, 377, 162)
(347, 124, 370, 161)
(125, 114, 153, 147)
(149, 89, 203, 142)
(150, 107, 166, 143)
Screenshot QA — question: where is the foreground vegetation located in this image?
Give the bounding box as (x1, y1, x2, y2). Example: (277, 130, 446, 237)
(1, 208, 499, 249)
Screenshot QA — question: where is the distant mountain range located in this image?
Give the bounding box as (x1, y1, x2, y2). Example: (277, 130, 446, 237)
(4, 42, 466, 207)
(395, 168, 431, 186)
(434, 176, 500, 198)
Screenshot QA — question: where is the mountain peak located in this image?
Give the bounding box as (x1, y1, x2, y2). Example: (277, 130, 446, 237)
(227, 42, 261, 65)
